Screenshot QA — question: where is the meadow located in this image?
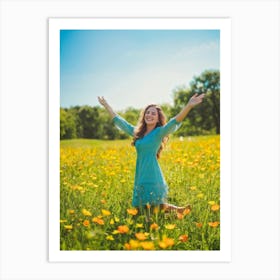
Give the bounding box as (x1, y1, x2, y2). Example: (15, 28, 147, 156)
(60, 135, 220, 251)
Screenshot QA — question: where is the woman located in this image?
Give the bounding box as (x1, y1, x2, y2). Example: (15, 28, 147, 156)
(98, 93, 205, 214)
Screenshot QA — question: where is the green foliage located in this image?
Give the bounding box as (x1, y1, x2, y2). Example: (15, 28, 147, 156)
(60, 69, 220, 139)
(60, 108, 77, 139)
(172, 69, 220, 136)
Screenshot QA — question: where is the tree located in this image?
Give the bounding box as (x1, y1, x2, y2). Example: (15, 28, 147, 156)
(190, 69, 220, 134)
(60, 108, 77, 139)
(172, 69, 220, 135)
(77, 106, 102, 139)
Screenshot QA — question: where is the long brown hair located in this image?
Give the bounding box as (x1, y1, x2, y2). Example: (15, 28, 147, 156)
(132, 104, 168, 159)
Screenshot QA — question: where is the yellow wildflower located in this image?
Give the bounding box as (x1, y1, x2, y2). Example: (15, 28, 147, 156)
(165, 224, 176, 230)
(195, 222, 203, 228)
(211, 204, 220, 211)
(135, 232, 147, 241)
(177, 212, 184, 220)
(150, 223, 159, 230)
(158, 241, 168, 249)
(208, 221, 220, 228)
(101, 209, 111, 216)
(179, 234, 188, 242)
(92, 217, 105, 225)
(117, 225, 129, 234)
(124, 243, 131, 250)
(127, 208, 138, 215)
(140, 241, 155, 250)
(129, 239, 141, 249)
(162, 236, 175, 247)
(136, 223, 144, 228)
(82, 209, 92, 216)
(106, 235, 114, 241)
(208, 201, 216, 205)
(153, 206, 160, 214)
(64, 225, 73, 230)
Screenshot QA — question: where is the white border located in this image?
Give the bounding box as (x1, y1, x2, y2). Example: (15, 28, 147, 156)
(49, 18, 231, 262)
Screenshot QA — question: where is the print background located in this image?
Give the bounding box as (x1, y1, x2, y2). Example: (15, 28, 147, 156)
(0, 0, 279, 280)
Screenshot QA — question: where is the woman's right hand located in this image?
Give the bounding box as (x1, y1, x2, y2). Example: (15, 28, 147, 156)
(98, 96, 108, 108)
(98, 96, 117, 118)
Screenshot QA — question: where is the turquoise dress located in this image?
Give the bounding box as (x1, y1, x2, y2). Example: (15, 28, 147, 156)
(113, 115, 182, 207)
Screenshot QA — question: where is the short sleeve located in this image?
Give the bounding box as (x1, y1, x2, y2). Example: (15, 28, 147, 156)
(113, 115, 135, 137)
(158, 117, 182, 138)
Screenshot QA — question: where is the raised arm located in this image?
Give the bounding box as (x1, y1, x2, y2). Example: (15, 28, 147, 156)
(175, 93, 205, 122)
(98, 96, 135, 137)
(98, 96, 117, 119)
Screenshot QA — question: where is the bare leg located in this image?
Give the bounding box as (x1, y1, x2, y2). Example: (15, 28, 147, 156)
(160, 203, 191, 214)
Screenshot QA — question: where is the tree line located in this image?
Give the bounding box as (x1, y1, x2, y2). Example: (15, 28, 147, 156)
(60, 69, 220, 140)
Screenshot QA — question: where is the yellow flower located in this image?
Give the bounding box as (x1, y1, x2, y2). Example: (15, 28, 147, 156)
(117, 225, 129, 234)
(211, 204, 220, 211)
(162, 236, 175, 248)
(136, 223, 144, 228)
(150, 223, 159, 230)
(208, 221, 220, 228)
(165, 224, 176, 230)
(60, 219, 67, 223)
(124, 243, 131, 250)
(190, 186, 197, 191)
(208, 201, 216, 205)
(183, 208, 191, 215)
(129, 239, 141, 249)
(83, 220, 90, 227)
(176, 212, 184, 220)
(106, 235, 114, 241)
(179, 234, 188, 242)
(135, 232, 147, 241)
(127, 208, 138, 215)
(82, 209, 92, 216)
(195, 222, 203, 228)
(114, 217, 120, 222)
(64, 225, 73, 230)
(68, 210, 75, 214)
(92, 217, 105, 225)
(158, 241, 168, 249)
(153, 206, 160, 214)
(140, 241, 155, 250)
(101, 209, 111, 216)
(110, 219, 115, 225)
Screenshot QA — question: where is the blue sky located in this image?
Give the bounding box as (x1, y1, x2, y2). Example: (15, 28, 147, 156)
(60, 30, 219, 111)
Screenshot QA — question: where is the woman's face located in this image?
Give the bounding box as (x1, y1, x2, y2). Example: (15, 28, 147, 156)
(144, 106, 159, 126)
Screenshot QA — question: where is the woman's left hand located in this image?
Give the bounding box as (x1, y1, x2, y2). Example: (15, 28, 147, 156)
(187, 93, 206, 108)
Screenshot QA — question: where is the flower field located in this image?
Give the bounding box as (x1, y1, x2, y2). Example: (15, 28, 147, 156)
(60, 135, 220, 250)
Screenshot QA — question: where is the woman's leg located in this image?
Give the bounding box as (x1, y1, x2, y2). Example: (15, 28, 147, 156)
(160, 203, 191, 214)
